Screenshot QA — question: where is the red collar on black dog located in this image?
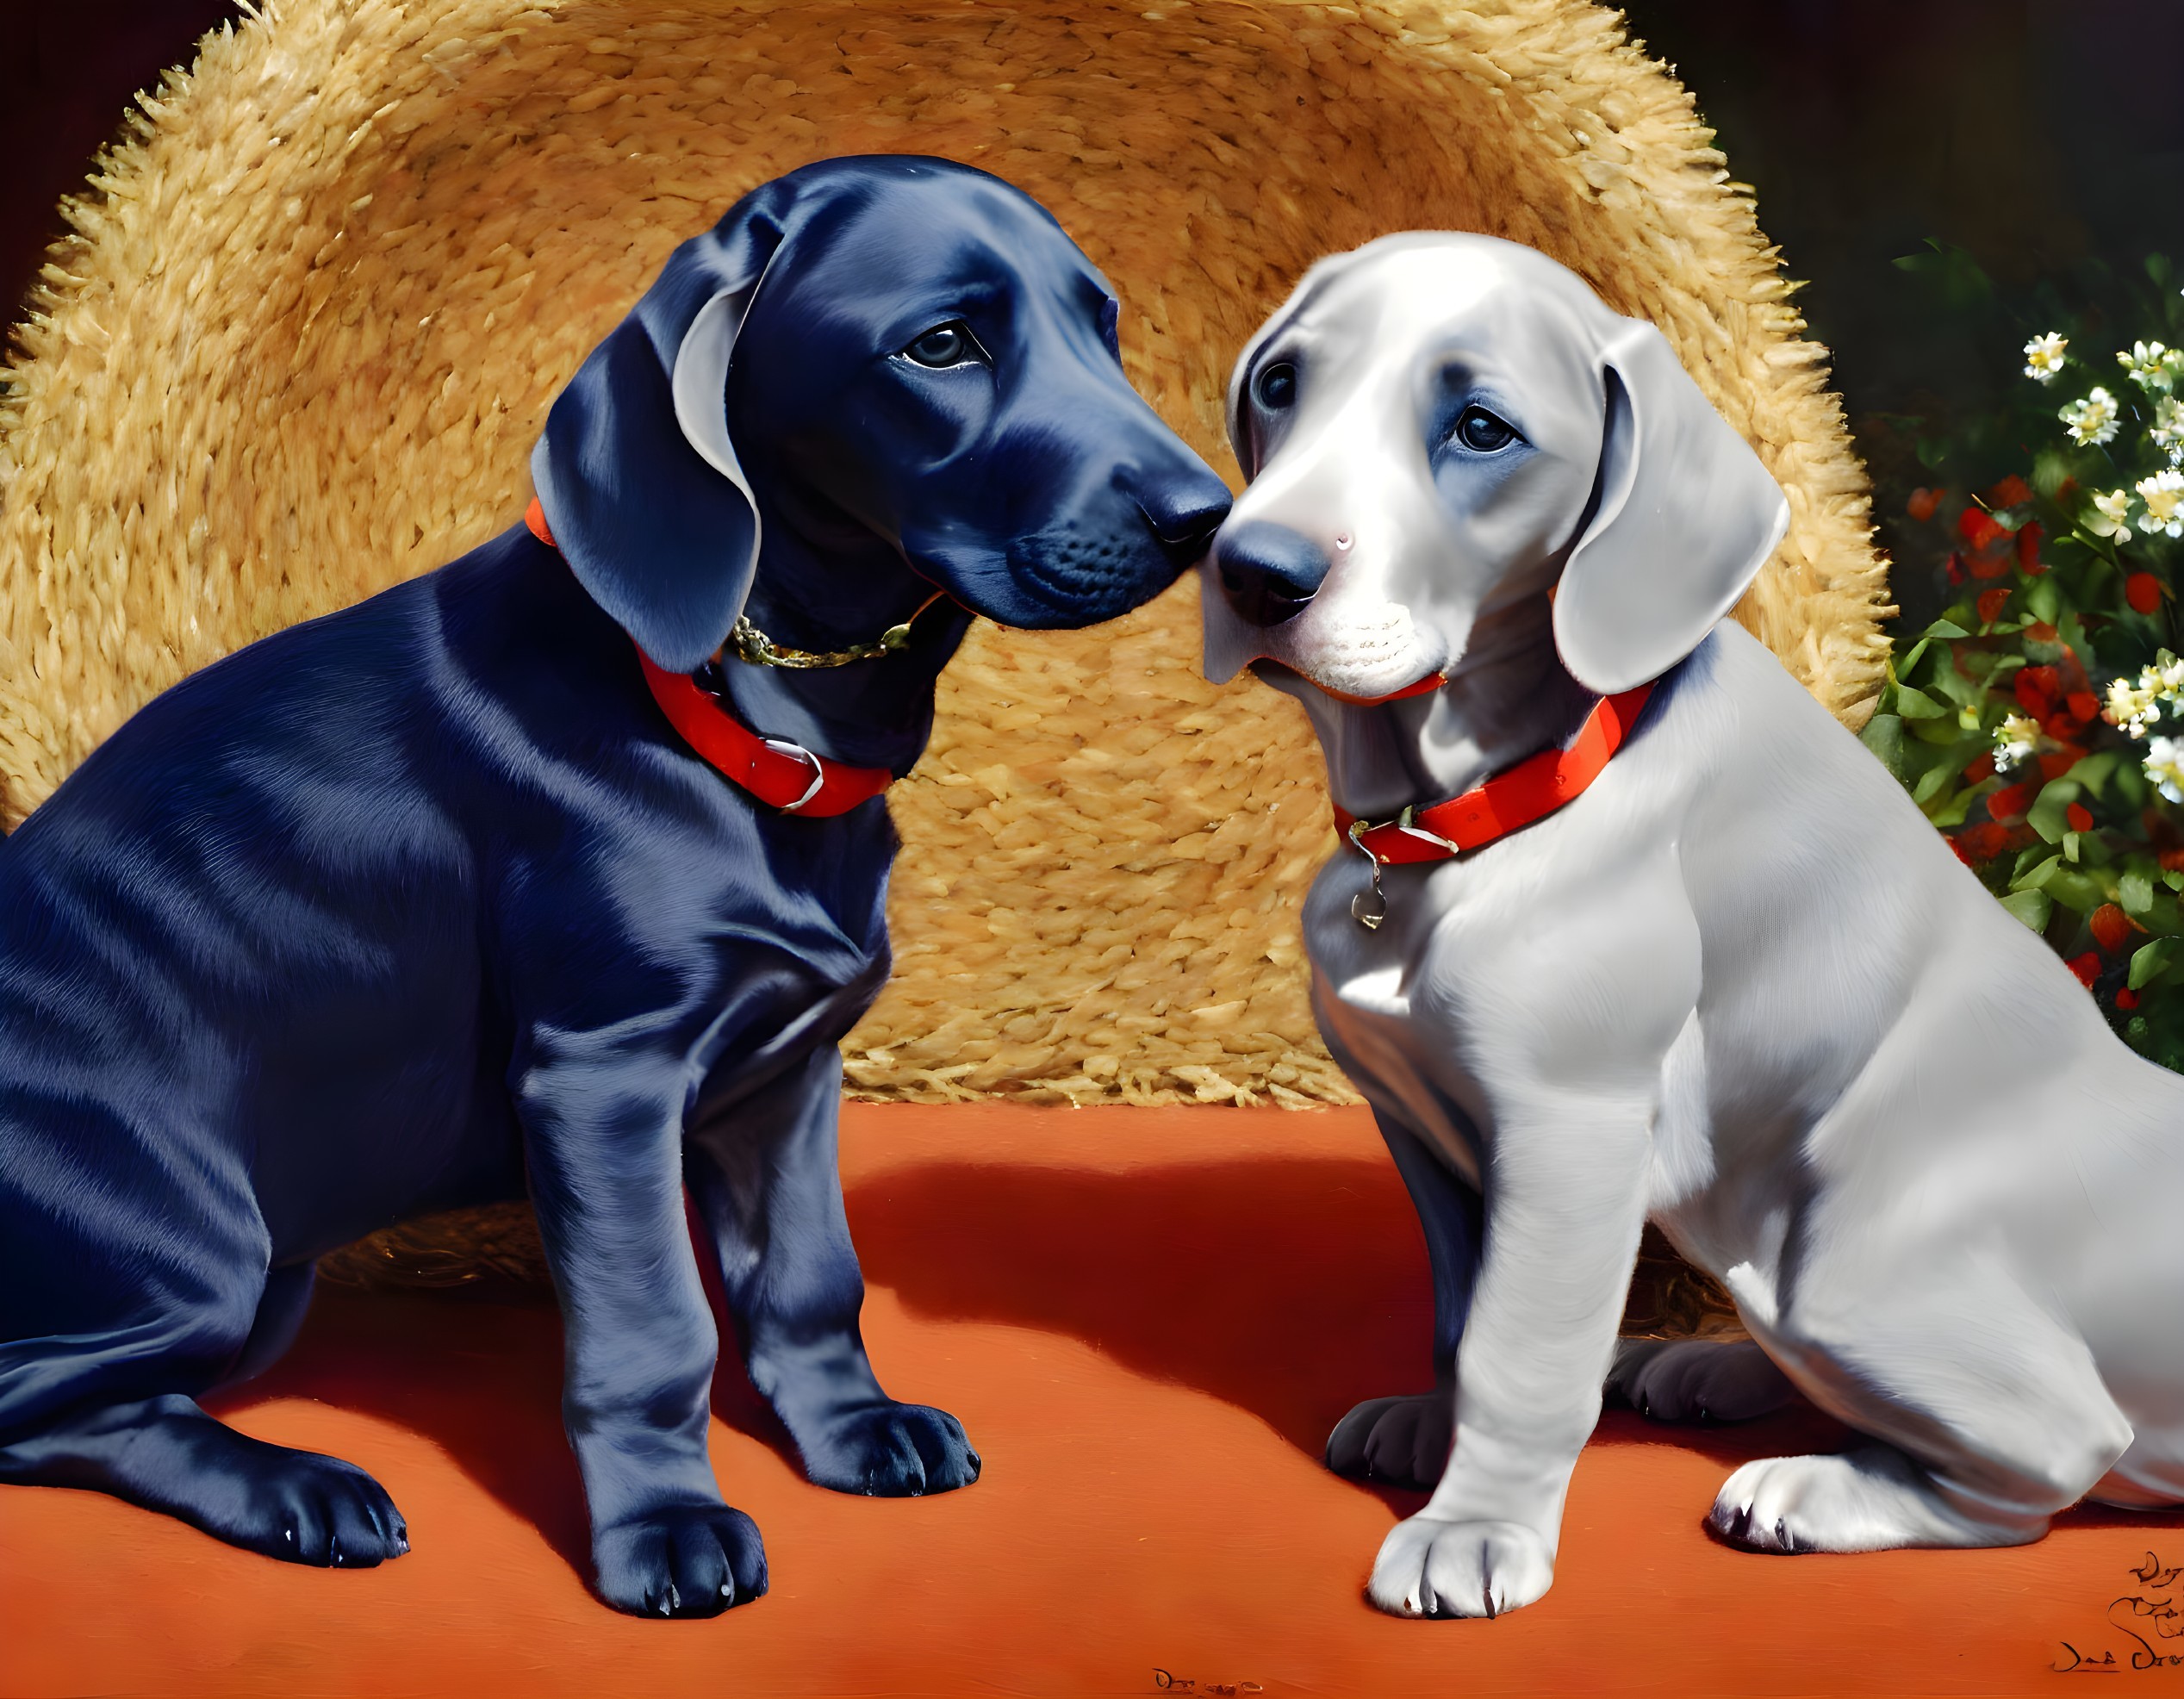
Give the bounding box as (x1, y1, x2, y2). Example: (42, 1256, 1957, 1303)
(525, 499, 894, 817)
(1333, 682, 1654, 865)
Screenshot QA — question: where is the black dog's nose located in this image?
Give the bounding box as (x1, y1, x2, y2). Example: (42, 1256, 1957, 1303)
(1137, 481, 1233, 557)
(1213, 520, 1332, 626)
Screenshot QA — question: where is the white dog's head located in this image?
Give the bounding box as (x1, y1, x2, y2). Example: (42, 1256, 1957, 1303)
(1204, 233, 1789, 700)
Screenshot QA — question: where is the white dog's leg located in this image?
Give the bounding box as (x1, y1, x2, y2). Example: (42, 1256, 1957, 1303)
(1709, 1262, 2134, 1553)
(1368, 1099, 1653, 1620)
(1608, 1337, 1798, 1423)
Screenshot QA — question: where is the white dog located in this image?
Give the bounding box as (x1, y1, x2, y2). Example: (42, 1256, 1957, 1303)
(1203, 233, 2184, 1620)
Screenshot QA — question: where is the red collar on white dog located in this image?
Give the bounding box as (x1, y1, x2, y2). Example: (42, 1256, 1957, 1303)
(526, 499, 894, 817)
(1333, 682, 1654, 867)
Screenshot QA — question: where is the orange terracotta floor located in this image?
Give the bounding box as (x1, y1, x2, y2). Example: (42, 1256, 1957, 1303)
(3, 1103, 2177, 1697)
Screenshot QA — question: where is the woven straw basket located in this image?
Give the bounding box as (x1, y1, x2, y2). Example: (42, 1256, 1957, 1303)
(0, 1, 1887, 1207)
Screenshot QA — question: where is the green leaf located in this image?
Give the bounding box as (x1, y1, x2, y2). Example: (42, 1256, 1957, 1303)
(2032, 452, 2076, 501)
(2027, 780, 2082, 844)
(1923, 617, 1970, 639)
(1859, 713, 1909, 781)
(2025, 576, 2062, 625)
(1895, 638, 1933, 682)
(1929, 790, 1977, 830)
(1895, 683, 1949, 720)
(2045, 868, 2108, 913)
(2131, 937, 2179, 990)
(2013, 854, 2062, 892)
(2122, 868, 2157, 915)
(1909, 716, 1968, 747)
(2065, 751, 2121, 798)
(1925, 664, 1983, 708)
(1912, 762, 1956, 806)
(2000, 889, 2054, 933)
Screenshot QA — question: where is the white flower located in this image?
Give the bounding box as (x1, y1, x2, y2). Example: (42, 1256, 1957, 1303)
(2089, 486, 2136, 537)
(1994, 711, 2042, 770)
(2139, 468, 2184, 538)
(2061, 386, 2122, 446)
(2153, 395, 2184, 461)
(2147, 735, 2184, 804)
(2109, 675, 2162, 737)
(2024, 331, 2069, 383)
(2119, 340, 2176, 392)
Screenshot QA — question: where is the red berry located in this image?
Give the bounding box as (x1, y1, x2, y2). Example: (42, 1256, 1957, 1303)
(2091, 902, 2134, 951)
(2119, 989, 2141, 1011)
(1977, 586, 2012, 624)
(2015, 666, 2062, 718)
(1988, 781, 2031, 821)
(2068, 803, 2096, 835)
(2128, 572, 2163, 615)
(2068, 952, 2100, 989)
(1958, 507, 2006, 550)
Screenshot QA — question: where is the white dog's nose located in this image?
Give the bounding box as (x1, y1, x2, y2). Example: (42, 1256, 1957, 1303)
(1212, 520, 1334, 626)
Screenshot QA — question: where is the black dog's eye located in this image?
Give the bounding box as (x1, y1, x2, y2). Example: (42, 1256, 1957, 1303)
(1454, 405, 1521, 451)
(899, 323, 986, 369)
(1255, 361, 1297, 411)
(902, 321, 986, 369)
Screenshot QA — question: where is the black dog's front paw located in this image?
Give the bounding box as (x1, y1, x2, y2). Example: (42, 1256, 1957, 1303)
(1607, 1337, 1796, 1423)
(594, 1503, 768, 1618)
(250, 1451, 411, 1567)
(800, 1401, 981, 1497)
(1326, 1391, 1452, 1491)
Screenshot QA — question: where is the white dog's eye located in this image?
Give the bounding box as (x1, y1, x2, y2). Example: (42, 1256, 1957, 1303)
(1454, 405, 1521, 451)
(901, 321, 987, 368)
(1255, 361, 1298, 410)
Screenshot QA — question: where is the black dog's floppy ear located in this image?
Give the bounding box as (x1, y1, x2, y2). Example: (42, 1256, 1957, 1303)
(1552, 319, 1790, 695)
(530, 208, 786, 673)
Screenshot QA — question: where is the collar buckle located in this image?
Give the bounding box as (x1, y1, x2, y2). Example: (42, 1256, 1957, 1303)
(759, 737, 827, 813)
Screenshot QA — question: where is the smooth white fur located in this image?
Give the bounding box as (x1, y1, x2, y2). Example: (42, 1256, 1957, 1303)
(1207, 234, 2184, 1621)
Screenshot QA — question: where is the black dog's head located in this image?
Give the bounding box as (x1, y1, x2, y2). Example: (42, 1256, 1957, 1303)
(532, 156, 1233, 672)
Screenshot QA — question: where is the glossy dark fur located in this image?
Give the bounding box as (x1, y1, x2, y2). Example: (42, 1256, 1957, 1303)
(0, 157, 1230, 1616)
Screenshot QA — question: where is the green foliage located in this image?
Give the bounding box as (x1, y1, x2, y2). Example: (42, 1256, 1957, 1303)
(1870, 247, 2184, 1068)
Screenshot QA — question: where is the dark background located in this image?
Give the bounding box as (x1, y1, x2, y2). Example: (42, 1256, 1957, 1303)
(6, 1, 2183, 506)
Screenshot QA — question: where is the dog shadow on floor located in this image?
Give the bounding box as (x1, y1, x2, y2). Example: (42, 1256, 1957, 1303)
(210, 1148, 2172, 1588)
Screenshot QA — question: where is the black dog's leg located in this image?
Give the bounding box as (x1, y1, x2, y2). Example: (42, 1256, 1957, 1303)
(685, 1045, 980, 1497)
(0, 1264, 403, 1565)
(517, 1043, 767, 1619)
(231, 1260, 319, 1384)
(1324, 1109, 1483, 1491)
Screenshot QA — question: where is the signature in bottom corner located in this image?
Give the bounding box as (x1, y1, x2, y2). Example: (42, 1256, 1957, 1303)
(2055, 1551, 2184, 1672)
(1153, 1669, 1264, 1695)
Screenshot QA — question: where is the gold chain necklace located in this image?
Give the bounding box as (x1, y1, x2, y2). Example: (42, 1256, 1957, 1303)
(721, 591, 948, 670)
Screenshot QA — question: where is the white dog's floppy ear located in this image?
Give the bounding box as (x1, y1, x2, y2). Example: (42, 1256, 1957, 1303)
(1552, 320, 1790, 695)
(531, 201, 788, 673)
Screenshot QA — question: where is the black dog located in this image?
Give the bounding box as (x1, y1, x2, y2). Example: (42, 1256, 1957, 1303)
(0, 156, 1230, 1616)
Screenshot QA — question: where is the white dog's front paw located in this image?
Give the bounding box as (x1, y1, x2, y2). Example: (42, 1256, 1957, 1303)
(1708, 1447, 2046, 1553)
(1366, 1515, 1554, 1619)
